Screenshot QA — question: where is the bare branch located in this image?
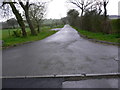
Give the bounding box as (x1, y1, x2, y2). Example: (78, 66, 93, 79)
(68, 0, 94, 16)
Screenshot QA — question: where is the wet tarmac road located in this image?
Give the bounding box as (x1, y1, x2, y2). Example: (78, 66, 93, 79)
(3, 78, 119, 88)
(3, 25, 118, 77)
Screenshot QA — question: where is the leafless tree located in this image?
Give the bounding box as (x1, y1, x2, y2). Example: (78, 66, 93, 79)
(69, 0, 94, 16)
(95, 0, 103, 15)
(86, 0, 103, 15)
(29, 2, 46, 33)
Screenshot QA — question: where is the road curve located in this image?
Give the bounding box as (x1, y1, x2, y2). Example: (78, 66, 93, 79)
(3, 25, 118, 76)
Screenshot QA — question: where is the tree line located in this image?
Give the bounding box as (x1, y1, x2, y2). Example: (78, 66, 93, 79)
(61, 0, 119, 34)
(1, 18, 18, 29)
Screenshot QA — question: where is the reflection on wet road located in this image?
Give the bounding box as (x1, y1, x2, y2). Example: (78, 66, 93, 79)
(3, 25, 118, 76)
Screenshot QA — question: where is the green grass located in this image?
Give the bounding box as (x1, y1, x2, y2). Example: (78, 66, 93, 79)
(75, 27, 119, 43)
(1, 26, 61, 47)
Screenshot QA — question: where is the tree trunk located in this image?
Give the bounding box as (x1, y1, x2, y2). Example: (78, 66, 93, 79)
(25, 9, 37, 35)
(81, 9, 84, 17)
(103, 2, 107, 19)
(104, 7, 107, 18)
(37, 24, 40, 33)
(80, 9, 84, 29)
(9, 2, 27, 37)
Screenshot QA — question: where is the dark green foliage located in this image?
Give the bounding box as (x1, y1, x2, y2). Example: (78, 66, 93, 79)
(61, 17, 68, 24)
(67, 9, 79, 26)
(111, 19, 120, 33)
(66, 9, 116, 34)
(110, 19, 120, 38)
(80, 10, 112, 34)
(13, 30, 21, 37)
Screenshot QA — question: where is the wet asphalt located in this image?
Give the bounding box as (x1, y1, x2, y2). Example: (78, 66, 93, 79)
(3, 25, 118, 77)
(3, 78, 64, 88)
(2, 78, 119, 88)
(62, 78, 119, 88)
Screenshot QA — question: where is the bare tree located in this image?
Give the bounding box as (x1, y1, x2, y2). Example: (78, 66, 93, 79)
(29, 2, 46, 33)
(95, 0, 102, 15)
(2, 1, 27, 37)
(18, 0, 37, 35)
(69, 0, 93, 16)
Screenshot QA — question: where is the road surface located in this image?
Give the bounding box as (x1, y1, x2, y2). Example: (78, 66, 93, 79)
(3, 78, 119, 88)
(3, 25, 118, 77)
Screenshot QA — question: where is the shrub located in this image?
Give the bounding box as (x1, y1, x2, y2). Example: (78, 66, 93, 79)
(13, 30, 21, 37)
(75, 10, 112, 34)
(111, 19, 120, 34)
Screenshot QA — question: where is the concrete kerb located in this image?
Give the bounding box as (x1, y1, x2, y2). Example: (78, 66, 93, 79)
(1, 73, 120, 80)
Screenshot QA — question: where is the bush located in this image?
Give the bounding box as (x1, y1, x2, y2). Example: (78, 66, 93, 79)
(13, 30, 21, 37)
(75, 10, 112, 34)
(110, 19, 120, 34)
(66, 9, 119, 35)
(67, 9, 79, 27)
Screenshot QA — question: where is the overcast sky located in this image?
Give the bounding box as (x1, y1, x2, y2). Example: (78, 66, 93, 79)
(0, 0, 119, 22)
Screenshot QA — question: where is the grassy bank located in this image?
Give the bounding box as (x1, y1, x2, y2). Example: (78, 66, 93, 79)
(1, 26, 63, 47)
(75, 27, 119, 43)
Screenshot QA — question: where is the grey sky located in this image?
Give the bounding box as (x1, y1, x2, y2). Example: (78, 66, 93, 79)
(0, 0, 119, 22)
(46, 0, 119, 19)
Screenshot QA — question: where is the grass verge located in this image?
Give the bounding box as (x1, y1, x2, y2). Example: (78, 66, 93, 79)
(1, 26, 62, 48)
(74, 27, 119, 44)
